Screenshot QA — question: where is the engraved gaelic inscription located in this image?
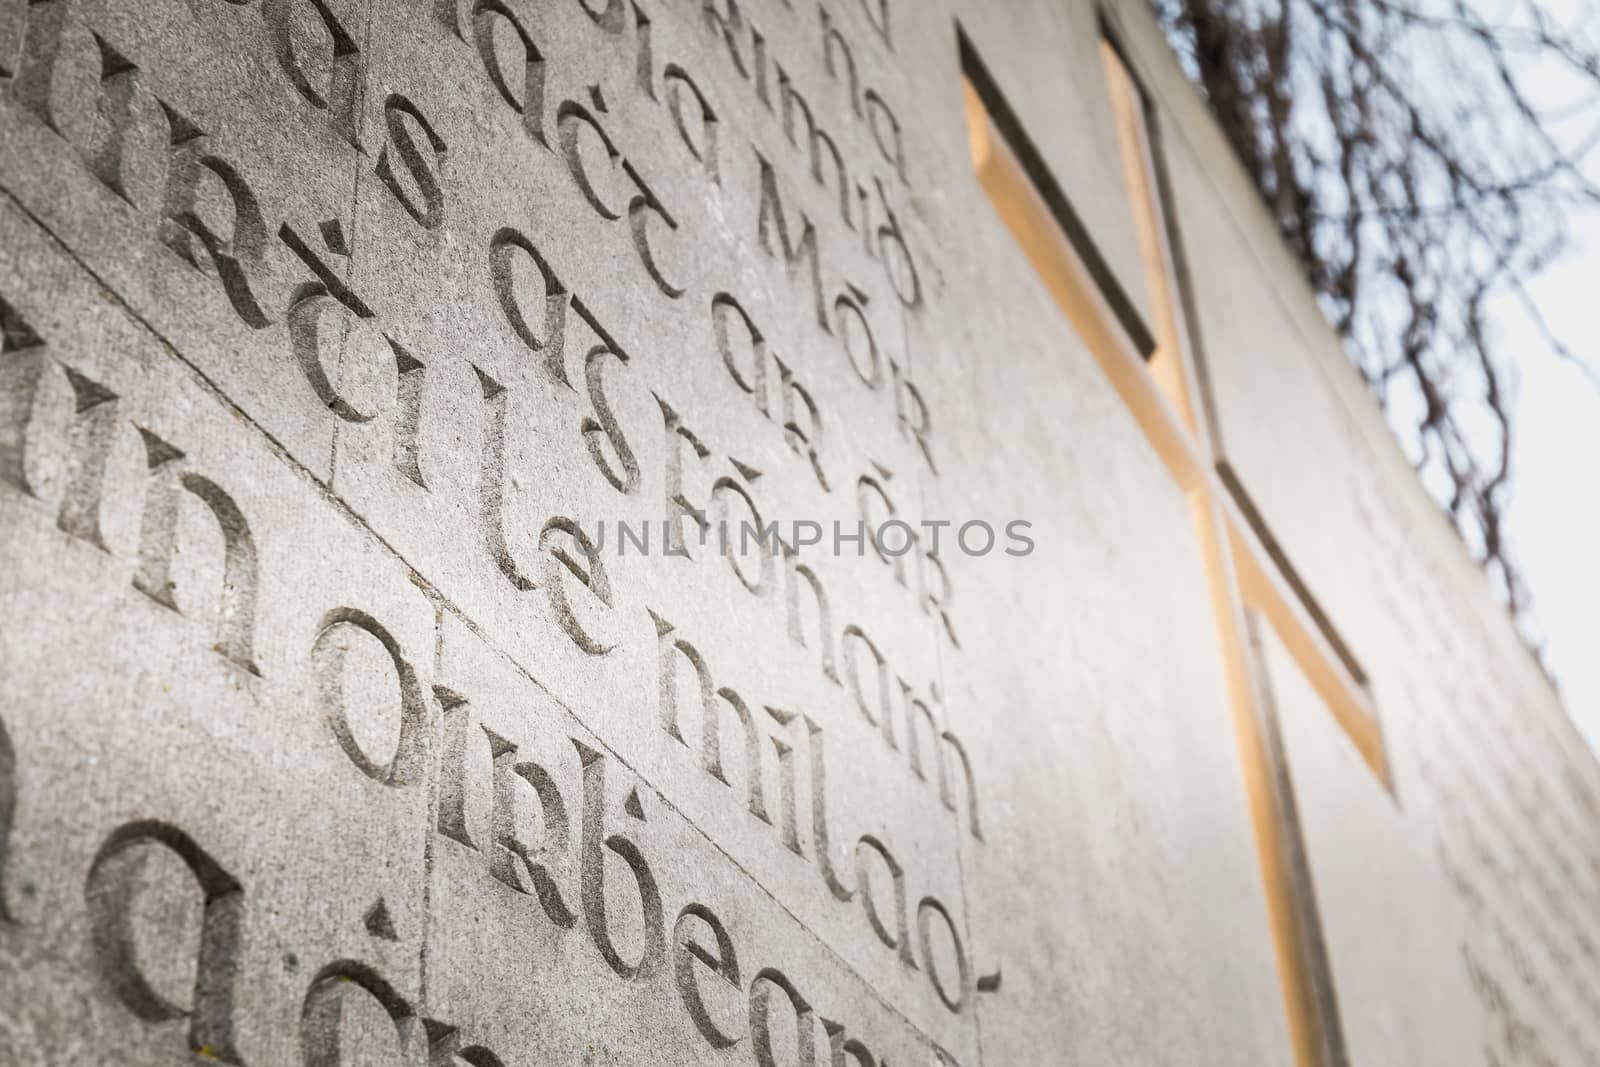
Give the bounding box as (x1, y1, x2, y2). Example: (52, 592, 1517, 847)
(0, 0, 997, 1061)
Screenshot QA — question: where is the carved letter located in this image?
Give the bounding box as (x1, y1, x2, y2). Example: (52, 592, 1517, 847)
(391, 340, 428, 488)
(664, 64, 720, 184)
(132, 432, 262, 675)
(625, 160, 686, 299)
(712, 473, 774, 596)
(819, 6, 861, 115)
(764, 706, 803, 857)
(87, 821, 247, 1063)
(674, 903, 745, 1049)
(286, 287, 400, 424)
(651, 610, 709, 748)
(700, 0, 751, 80)
(858, 0, 891, 50)
(656, 395, 709, 555)
(473, 366, 537, 591)
(573, 741, 665, 981)
(12, 0, 72, 133)
(263, 0, 366, 150)
(314, 607, 429, 786)
(873, 178, 919, 308)
(842, 625, 892, 748)
(160, 117, 274, 329)
(424, 1022, 507, 1067)
(0, 716, 16, 922)
(777, 69, 852, 228)
(834, 287, 882, 389)
(780, 538, 839, 685)
(712, 685, 770, 824)
(918, 896, 972, 1014)
(939, 729, 983, 842)
(891, 357, 936, 473)
(901, 679, 941, 785)
(921, 548, 958, 647)
(375, 95, 448, 231)
(53, 366, 119, 550)
(301, 960, 422, 1065)
(824, 1019, 878, 1067)
(540, 516, 616, 655)
(756, 153, 828, 331)
(489, 228, 569, 387)
(712, 292, 767, 415)
(556, 101, 682, 297)
(484, 726, 577, 927)
(472, 2, 549, 147)
(582, 343, 642, 495)
(803, 714, 854, 902)
(578, 0, 627, 34)
(749, 968, 816, 1067)
(856, 834, 914, 966)
(776, 356, 829, 491)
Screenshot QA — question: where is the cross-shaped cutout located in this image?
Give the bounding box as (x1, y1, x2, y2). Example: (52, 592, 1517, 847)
(961, 24, 1387, 1067)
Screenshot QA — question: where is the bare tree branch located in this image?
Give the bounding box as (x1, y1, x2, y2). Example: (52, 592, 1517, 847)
(1156, 0, 1600, 629)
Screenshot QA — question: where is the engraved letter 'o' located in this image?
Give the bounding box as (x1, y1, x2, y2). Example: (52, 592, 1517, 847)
(834, 290, 882, 389)
(86, 821, 247, 1064)
(314, 608, 429, 787)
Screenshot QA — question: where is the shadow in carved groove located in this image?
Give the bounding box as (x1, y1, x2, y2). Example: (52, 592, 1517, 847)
(86, 820, 247, 1064)
(425, 1020, 508, 1067)
(0, 294, 47, 495)
(0, 717, 15, 923)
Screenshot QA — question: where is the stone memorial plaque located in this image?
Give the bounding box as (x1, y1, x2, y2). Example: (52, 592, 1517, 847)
(0, 1, 1591, 1065)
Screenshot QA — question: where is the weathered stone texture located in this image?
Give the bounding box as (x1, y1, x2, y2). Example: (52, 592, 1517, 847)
(0, 1, 1592, 1065)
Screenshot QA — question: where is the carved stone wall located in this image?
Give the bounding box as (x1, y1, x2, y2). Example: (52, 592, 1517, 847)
(0, 1, 1590, 1065)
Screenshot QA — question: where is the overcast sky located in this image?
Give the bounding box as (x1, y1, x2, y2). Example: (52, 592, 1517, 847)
(1481, 0, 1600, 751)
(1499, 215, 1600, 749)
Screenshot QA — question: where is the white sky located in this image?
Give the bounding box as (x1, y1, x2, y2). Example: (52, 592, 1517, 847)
(1500, 221, 1600, 748)
(1485, 0, 1600, 750)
